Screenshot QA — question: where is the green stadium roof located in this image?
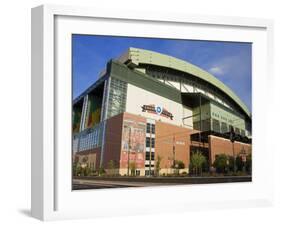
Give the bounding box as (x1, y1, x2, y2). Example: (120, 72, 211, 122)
(118, 47, 251, 118)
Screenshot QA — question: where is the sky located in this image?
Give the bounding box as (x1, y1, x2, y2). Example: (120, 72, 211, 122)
(72, 35, 252, 112)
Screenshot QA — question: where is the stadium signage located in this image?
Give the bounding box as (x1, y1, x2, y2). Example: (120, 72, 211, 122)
(141, 104, 173, 120)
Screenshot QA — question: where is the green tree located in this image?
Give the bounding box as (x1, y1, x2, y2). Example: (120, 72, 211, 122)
(107, 160, 116, 176)
(73, 162, 82, 176)
(235, 155, 243, 172)
(190, 151, 206, 176)
(173, 160, 185, 175)
(213, 154, 228, 174)
(82, 156, 88, 164)
(98, 166, 105, 176)
(129, 162, 136, 176)
(72, 156, 79, 176)
(155, 155, 162, 176)
(175, 160, 185, 169)
(246, 153, 252, 174)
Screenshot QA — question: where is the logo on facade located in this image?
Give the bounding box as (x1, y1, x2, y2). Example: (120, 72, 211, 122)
(155, 106, 163, 115)
(141, 104, 173, 120)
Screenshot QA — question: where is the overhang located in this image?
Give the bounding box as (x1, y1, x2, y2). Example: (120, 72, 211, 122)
(118, 47, 251, 118)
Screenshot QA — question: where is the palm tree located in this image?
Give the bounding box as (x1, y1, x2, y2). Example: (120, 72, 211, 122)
(190, 151, 206, 176)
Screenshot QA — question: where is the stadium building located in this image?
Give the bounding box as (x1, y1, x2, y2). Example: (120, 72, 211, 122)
(73, 47, 252, 176)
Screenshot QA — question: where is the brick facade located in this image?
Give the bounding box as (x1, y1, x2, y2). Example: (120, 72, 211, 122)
(155, 121, 193, 173)
(209, 135, 252, 164)
(74, 112, 252, 175)
(102, 113, 124, 169)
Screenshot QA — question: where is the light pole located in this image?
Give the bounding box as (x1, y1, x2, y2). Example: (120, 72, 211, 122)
(230, 126, 236, 173)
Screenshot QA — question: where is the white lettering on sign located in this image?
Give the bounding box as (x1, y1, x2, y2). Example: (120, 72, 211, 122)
(176, 141, 185, 146)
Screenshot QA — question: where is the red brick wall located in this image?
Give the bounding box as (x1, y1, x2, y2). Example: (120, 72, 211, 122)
(155, 121, 192, 169)
(102, 113, 124, 169)
(209, 135, 252, 163)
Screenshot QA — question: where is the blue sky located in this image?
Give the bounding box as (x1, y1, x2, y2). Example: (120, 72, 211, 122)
(72, 35, 252, 112)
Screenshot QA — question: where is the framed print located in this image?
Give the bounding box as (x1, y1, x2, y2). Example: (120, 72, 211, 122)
(31, 4, 274, 221)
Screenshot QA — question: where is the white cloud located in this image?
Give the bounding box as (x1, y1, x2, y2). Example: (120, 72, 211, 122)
(209, 66, 224, 76)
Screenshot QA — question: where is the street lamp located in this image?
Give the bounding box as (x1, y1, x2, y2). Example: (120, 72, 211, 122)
(230, 126, 236, 173)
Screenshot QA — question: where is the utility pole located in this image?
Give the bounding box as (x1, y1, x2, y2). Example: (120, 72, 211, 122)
(127, 126, 131, 176)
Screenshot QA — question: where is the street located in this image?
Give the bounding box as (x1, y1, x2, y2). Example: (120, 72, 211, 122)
(72, 176, 252, 190)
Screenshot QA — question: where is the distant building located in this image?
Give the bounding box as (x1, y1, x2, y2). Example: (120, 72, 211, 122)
(73, 47, 252, 176)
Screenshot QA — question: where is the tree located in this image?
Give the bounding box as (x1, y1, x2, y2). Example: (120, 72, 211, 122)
(190, 151, 206, 176)
(73, 162, 82, 176)
(107, 160, 116, 176)
(246, 153, 252, 174)
(72, 156, 80, 176)
(155, 155, 162, 176)
(235, 155, 243, 172)
(175, 160, 185, 169)
(82, 156, 88, 164)
(173, 160, 185, 175)
(213, 154, 228, 174)
(98, 166, 105, 176)
(129, 162, 136, 176)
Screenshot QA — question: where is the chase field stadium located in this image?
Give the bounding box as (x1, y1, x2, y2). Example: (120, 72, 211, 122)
(72, 47, 252, 176)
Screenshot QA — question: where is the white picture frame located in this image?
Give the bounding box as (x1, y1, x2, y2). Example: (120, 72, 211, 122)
(31, 4, 274, 221)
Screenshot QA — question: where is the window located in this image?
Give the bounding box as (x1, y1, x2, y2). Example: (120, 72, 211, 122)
(146, 123, 155, 134)
(151, 124, 155, 134)
(151, 152, 155, 160)
(107, 78, 127, 119)
(145, 164, 154, 167)
(145, 152, 150, 160)
(212, 119, 220, 132)
(146, 123, 151, 133)
(151, 138, 155, 148)
(235, 127, 240, 135)
(221, 122, 228, 133)
(146, 137, 150, 147)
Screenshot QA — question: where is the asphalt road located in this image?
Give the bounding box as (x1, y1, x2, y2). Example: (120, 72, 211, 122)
(72, 176, 252, 190)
